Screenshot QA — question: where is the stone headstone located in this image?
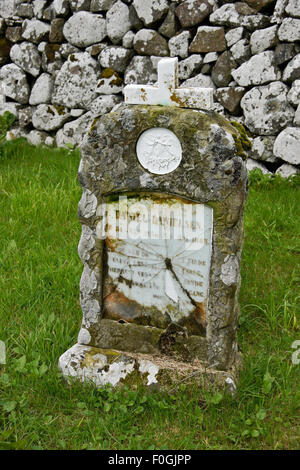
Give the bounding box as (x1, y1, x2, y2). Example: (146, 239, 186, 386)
(59, 58, 247, 390)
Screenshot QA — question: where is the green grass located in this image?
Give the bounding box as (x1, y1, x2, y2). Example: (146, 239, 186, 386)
(0, 143, 299, 450)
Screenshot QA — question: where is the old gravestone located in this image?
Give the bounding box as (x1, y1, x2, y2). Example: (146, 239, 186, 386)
(59, 58, 248, 389)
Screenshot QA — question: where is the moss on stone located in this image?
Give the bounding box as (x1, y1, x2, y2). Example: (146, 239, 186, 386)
(230, 121, 252, 160)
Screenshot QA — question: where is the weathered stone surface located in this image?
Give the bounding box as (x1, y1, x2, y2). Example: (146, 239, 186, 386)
(90, 94, 122, 116)
(232, 51, 281, 86)
(33, 0, 48, 20)
(91, 0, 117, 11)
(230, 39, 251, 65)
(211, 51, 237, 87)
(49, 18, 65, 43)
(215, 86, 245, 113)
(176, 0, 214, 28)
(10, 42, 41, 77)
(288, 79, 300, 105)
(53, 52, 100, 109)
(29, 73, 54, 105)
(70, 0, 91, 11)
(96, 68, 123, 94)
(248, 136, 277, 162)
(203, 52, 218, 64)
(59, 42, 80, 58)
(56, 112, 94, 147)
(250, 25, 277, 54)
(53, 0, 70, 16)
(133, 29, 169, 56)
(122, 31, 135, 49)
(276, 163, 299, 177)
(0, 64, 30, 104)
(0, 0, 19, 18)
(169, 31, 190, 59)
(293, 102, 300, 125)
(133, 0, 169, 26)
(41, 43, 63, 76)
(241, 81, 295, 135)
(271, 0, 289, 24)
(63, 12, 107, 47)
(124, 56, 157, 84)
(19, 106, 34, 128)
(190, 26, 226, 53)
(27, 129, 52, 146)
(32, 104, 71, 131)
(246, 158, 272, 174)
(22, 19, 50, 44)
(181, 73, 215, 89)
(16, 3, 34, 19)
(99, 46, 133, 72)
(273, 127, 300, 164)
(285, 0, 300, 17)
(159, 3, 178, 38)
(6, 27, 23, 43)
(278, 18, 300, 41)
(225, 27, 244, 47)
(209, 3, 270, 30)
(106, 1, 132, 44)
(0, 38, 12, 65)
(282, 54, 300, 82)
(245, 0, 275, 11)
(274, 43, 296, 65)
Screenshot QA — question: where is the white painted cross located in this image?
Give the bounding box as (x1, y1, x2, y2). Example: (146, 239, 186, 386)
(123, 57, 213, 110)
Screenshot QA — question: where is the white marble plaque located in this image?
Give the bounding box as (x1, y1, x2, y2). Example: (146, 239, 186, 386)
(102, 194, 213, 330)
(136, 128, 182, 175)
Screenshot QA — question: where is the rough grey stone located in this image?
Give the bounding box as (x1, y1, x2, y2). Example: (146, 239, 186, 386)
(33, 0, 48, 20)
(91, 0, 117, 11)
(10, 42, 41, 77)
(203, 52, 218, 64)
(248, 136, 277, 162)
(232, 51, 281, 86)
(32, 104, 71, 131)
(282, 54, 300, 82)
(27, 129, 51, 146)
(181, 73, 216, 89)
(56, 112, 94, 147)
(19, 106, 34, 128)
(278, 18, 300, 41)
(175, 0, 214, 28)
(124, 56, 157, 84)
(246, 158, 272, 174)
(0, 0, 19, 18)
(215, 86, 245, 114)
(53, 0, 70, 16)
(59, 43, 81, 58)
(70, 0, 91, 11)
(189, 26, 226, 53)
(53, 52, 100, 109)
(287, 79, 300, 105)
(96, 68, 123, 94)
(225, 27, 244, 47)
(276, 163, 299, 177)
(211, 51, 237, 87)
(0, 64, 30, 104)
(273, 127, 300, 164)
(274, 43, 296, 65)
(133, 29, 169, 56)
(169, 31, 190, 59)
(29, 73, 54, 105)
(241, 81, 295, 135)
(159, 3, 179, 38)
(16, 3, 34, 18)
(63, 12, 107, 47)
(6, 27, 23, 43)
(209, 3, 270, 30)
(99, 46, 133, 72)
(285, 0, 300, 17)
(22, 19, 50, 44)
(250, 25, 277, 54)
(106, 1, 132, 44)
(49, 18, 65, 43)
(230, 39, 251, 65)
(132, 0, 169, 26)
(122, 31, 135, 49)
(90, 94, 122, 116)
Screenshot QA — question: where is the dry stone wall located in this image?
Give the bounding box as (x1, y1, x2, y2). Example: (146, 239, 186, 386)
(0, 0, 299, 176)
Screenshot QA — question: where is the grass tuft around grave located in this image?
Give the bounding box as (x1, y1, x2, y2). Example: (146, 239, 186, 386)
(0, 142, 299, 450)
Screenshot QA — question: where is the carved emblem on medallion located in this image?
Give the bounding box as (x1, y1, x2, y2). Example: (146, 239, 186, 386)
(136, 127, 182, 175)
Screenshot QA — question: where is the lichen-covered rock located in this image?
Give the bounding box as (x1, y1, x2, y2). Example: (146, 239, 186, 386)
(106, 1, 132, 44)
(27, 129, 52, 146)
(246, 158, 272, 174)
(133, 29, 169, 56)
(232, 51, 281, 86)
(274, 43, 296, 65)
(250, 25, 277, 54)
(22, 19, 50, 44)
(294, 103, 300, 125)
(32, 103, 71, 131)
(96, 68, 123, 94)
(245, 0, 274, 11)
(175, 0, 214, 28)
(63, 12, 107, 47)
(287, 79, 300, 106)
(209, 3, 270, 30)
(248, 136, 277, 162)
(90, 94, 121, 116)
(124, 56, 157, 84)
(53, 0, 70, 16)
(285, 0, 300, 18)
(178, 55, 203, 79)
(69, 0, 91, 11)
(211, 51, 237, 87)
(41, 43, 63, 76)
(215, 86, 245, 114)
(158, 2, 178, 38)
(282, 54, 300, 82)
(278, 18, 300, 42)
(99, 46, 133, 72)
(91, 0, 117, 11)
(49, 18, 65, 43)
(0, 64, 30, 104)
(230, 39, 251, 65)
(132, 0, 169, 26)
(0, 0, 19, 18)
(29, 73, 54, 105)
(52, 52, 100, 109)
(225, 27, 244, 47)
(241, 81, 295, 135)
(10, 42, 41, 77)
(189, 26, 226, 53)
(56, 112, 94, 147)
(181, 73, 215, 89)
(276, 163, 299, 177)
(168, 31, 190, 59)
(273, 127, 300, 165)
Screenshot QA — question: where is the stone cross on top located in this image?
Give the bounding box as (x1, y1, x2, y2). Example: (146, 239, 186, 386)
(124, 57, 213, 110)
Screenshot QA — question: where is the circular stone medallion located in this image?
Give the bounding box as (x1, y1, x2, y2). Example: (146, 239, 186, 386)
(136, 127, 182, 175)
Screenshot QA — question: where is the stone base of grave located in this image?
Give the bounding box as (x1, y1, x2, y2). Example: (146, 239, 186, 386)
(58, 343, 241, 393)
